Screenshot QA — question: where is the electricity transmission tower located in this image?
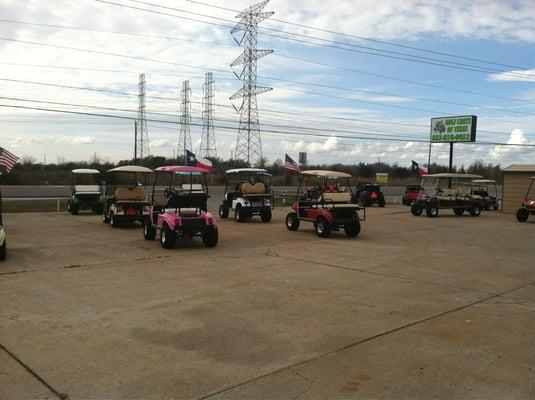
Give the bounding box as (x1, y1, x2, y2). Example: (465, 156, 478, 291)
(230, 0, 273, 166)
(178, 80, 192, 160)
(200, 72, 217, 158)
(136, 73, 150, 162)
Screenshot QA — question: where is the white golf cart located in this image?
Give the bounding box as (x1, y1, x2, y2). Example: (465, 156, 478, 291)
(67, 169, 103, 215)
(219, 168, 274, 223)
(102, 165, 153, 227)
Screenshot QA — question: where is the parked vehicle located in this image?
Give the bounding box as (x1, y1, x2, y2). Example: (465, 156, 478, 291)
(353, 182, 386, 207)
(102, 165, 153, 227)
(285, 170, 365, 238)
(219, 168, 274, 223)
(402, 184, 425, 206)
(410, 173, 483, 218)
(516, 176, 535, 222)
(143, 166, 218, 248)
(67, 169, 102, 215)
(0, 186, 6, 261)
(471, 179, 499, 211)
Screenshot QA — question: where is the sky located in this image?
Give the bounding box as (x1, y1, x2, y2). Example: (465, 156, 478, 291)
(0, 0, 534, 168)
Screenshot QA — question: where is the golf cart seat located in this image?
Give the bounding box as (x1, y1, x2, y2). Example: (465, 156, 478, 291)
(74, 185, 100, 194)
(114, 187, 148, 203)
(164, 207, 199, 217)
(182, 184, 204, 192)
(437, 188, 457, 198)
(321, 192, 351, 203)
(241, 182, 266, 195)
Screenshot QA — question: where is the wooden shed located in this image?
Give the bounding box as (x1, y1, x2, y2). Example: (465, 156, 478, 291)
(502, 164, 535, 214)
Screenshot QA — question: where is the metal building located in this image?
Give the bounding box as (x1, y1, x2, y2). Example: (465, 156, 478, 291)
(502, 164, 535, 213)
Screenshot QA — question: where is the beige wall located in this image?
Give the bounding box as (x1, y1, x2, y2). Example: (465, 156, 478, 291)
(503, 172, 533, 213)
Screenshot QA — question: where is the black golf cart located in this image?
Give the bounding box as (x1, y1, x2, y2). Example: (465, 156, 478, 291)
(353, 182, 386, 207)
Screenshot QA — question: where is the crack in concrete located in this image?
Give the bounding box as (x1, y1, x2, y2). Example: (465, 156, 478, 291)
(195, 278, 535, 400)
(0, 343, 68, 400)
(289, 367, 313, 400)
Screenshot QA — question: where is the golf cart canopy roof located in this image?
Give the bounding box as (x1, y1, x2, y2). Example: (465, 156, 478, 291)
(225, 168, 270, 175)
(471, 179, 497, 184)
(72, 169, 100, 174)
(107, 165, 153, 173)
(301, 170, 352, 178)
(155, 166, 209, 174)
(423, 173, 483, 179)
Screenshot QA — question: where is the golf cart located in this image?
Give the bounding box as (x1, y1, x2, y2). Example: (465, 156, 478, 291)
(143, 166, 218, 248)
(0, 185, 6, 261)
(102, 165, 153, 227)
(471, 179, 499, 211)
(402, 184, 425, 206)
(516, 176, 535, 222)
(67, 169, 103, 215)
(219, 168, 274, 223)
(353, 182, 386, 207)
(285, 170, 365, 238)
(410, 173, 483, 218)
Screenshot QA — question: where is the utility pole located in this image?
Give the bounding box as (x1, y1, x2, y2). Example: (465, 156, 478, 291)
(134, 120, 138, 164)
(136, 73, 150, 162)
(200, 72, 217, 158)
(178, 80, 192, 160)
(230, 0, 273, 166)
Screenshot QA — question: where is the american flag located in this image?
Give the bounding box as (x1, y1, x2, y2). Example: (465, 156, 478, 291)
(284, 154, 300, 173)
(0, 147, 19, 173)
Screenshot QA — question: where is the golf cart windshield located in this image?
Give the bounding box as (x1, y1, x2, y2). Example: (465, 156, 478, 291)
(225, 168, 271, 189)
(152, 166, 209, 210)
(298, 170, 353, 202)
(471, 179, 497, 197)
(71, 169, 100, 193)
(104, 166, 153, 199)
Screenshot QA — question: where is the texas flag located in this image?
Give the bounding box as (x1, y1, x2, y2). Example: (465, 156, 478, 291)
(411, 160, 428, 176)
(186, 150, 213, 172)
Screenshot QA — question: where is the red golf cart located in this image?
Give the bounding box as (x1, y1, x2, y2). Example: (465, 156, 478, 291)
(285, 170, 365, 238)
(402, 184, 425, 206)
(516, 176, 535, 222)
(143, 166, 218, 248)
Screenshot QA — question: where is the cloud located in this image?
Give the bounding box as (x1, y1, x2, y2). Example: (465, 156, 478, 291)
(488, 69, 535, 83)
(282, 136, 339, 154)
(150, 139, 172, 148)
(9, 136, 45, 147)
(56, 136, 96, 145)
(489, 129, 533, 160)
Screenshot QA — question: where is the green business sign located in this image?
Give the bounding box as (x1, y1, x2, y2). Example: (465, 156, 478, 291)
(430, 115, 477, 143)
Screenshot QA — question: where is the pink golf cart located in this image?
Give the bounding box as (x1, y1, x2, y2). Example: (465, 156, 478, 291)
(143, 166, 218, 248)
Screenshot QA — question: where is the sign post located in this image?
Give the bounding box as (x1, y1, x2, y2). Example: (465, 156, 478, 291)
(430, 115, 477, 187)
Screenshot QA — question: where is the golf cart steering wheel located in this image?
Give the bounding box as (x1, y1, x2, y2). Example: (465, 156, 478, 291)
(164, 187, 178, 198)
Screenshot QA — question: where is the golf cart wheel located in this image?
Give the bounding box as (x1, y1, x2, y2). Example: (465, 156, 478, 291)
(377, 194, 386, 208)
(285, 213, 300, 231)
(160, 223, 176, 249)
(344, 220, 361, 238)
(516, 207, 529, 222)
(411, 204, 423, 216)
(426, 207, 439, 218)
(110, 212, 120, 228)
(469, 206, 481, 217)
(235, 205, 246, 223)
(260, 209, 272, 223)
(203, 227, 218, 247)
(0, 240, 6, 261)
(102, 212, 111, 223)
(218, 205, 229, 219)
(401, 198, 406, 206)
(143, 220, 156, 240)
(453, 208, 465, 216)
(315, 217, 331, 238)
(67, 201, 71, 213)
(70, 202, 79, 215)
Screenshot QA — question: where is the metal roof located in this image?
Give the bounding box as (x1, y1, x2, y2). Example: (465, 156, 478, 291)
(107, 165, 153, 173)
(225, 168, 269, 174)
(471, 179, 497, 184)
(71, 169, 100, 174)
(503, 164, 535, 172)
(301, 170, 352, 178)
(422, 173, 483, 179)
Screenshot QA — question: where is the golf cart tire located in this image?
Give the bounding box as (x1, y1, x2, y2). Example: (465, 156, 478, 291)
(110, 212, 119, 228)
(285, 212, 300, 231)
(260, 209, 272, 223)
(344, 220, 361, 238)
(70, 202, 79, 215)
(143, 221, 157, 240)
(426, 207, 439, 218)
(0, 240, 6, 261)
(203, 227, 218, 247)
(377, 194, 386, 208)
(160, 223, 176, 249)
(235, 205, 246, 223)
(516, 207, 529, 222)
(469, 206, 481, 217)
(315, 217, 331, 238)
(102, 212, 111, 223)
(453, 208, 465, 216)
(411, 204, 423, 216)
(218, 205, 229, 219)
(401, 197, 406, 206)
